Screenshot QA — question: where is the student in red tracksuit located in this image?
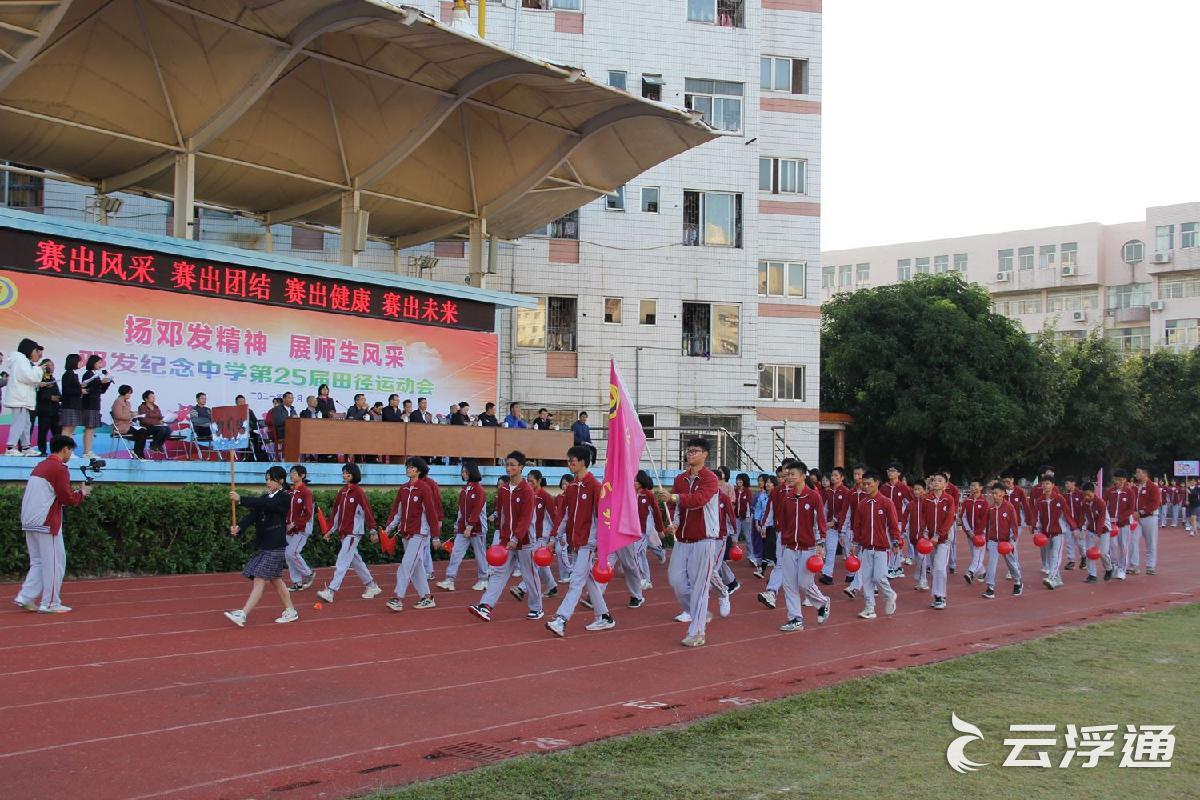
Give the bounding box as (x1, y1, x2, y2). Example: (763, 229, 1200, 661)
(776, 460, 831, 631)
(819, 466, 855, 586)
(317, 462, 380, 603)
(545, 445, 614, 636)
(881, 464, 914, 576)
(923, 473, 957, 609)
(555, 473, 574, 582)
(943, 470, 962, 573)
(1032, 475, 1078, 590)
(1105, 469, 1138, 580)
(440, 461, 489, 592)
(1061, 476, 1087, 571)
(715, 491, 740, 602)
(382, 457, 439, 611)
(981, 482, 1022, 598)
(636, 470, 667, 582)
(1132, 467, 1162, 575)
(903, 479, 931, 590)
(758, 459, 800, 609)
(960, 479, 991, 585)
(513, 470, 561, 602)
(470, 451, 542, 621)
(1079, 482, 1114, 582)
(284, 465, 316, 592)
(733, 473, 754, 553)
(419, 472, 443, 579)
(850, 470, 900, 619)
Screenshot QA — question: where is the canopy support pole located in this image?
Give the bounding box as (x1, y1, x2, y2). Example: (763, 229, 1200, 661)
(339, 189, 366, 267)
(172, 152, 195, 240)
(468, 218, 487, 288)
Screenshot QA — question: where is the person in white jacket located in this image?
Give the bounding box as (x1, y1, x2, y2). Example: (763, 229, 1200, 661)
(5, 338, 46, 456)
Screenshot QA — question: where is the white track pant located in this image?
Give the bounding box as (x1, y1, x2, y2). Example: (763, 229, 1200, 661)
(329, 534, 374, 591)
(968, 534, 986, 575)
(15, 530, 66, 609)
(1085, 531, 1113, 577)
(670, 539, 723, 639)
(554, 544, 610, 623)
(480, 545, 542, 613)
(284, 531, 313, 583)
(446, 533, 488, 582)
(394, 534, 431, 599)
(821, 527, 852, 578)
(5, 407, 32, 449)
(779, 546, 829, 619)
(613, 541, 646, 599)
(1136, 516, 1158, 570)
(1114, 524, 1133, 575)
(858, 549, 896, 613)
(930, 541, 950, 598)
(984, 540, 1021, 587)
(1045, 534, 1064, 583)
(517, 538, 559, 595)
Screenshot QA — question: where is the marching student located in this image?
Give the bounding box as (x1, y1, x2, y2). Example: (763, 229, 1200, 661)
(284, 465, 316, 592)
(1000, 471, 1030, 580)
(716, 491, 741, 599)
(1104, 469, 1137, 580)
(439, 461, 490, 592)
(419, 469, 443, 581)
(1132, 466, 1162, 575)
(1079, 482, 1114, 582)
(545, 445, 616, 636)
(1061, 476, 1086, 571)
(819, 466, 854, 586)
(923, 472, 956, 609)
(1032, 474, 1077, 590)
(942, 470, 961, 573)
(757, 459, 799, 610)
(750, 473, 771, 573)
(981, 481, 1022, 599)
(469, 451, 543, 622)
(1031, 473, 1063, 576)
(733, 473, 754, 555)
(656, 437, 722, 647)
(512, 470, 561, 601)
(489, 474, 508, 546)
(612, 476, 649, 606)
(556, 473, 575, 582)
(880, 463, 913, 577)
(904, 478, 930, 590)
(226, 465, 298, 626)
(849, 469, 900, 619)
(636, 470, 667, 584)
(776, 460, 831, 631)
(960, 478, 990, 585)
(13, 434, 90, 614)
(316, 463, 382, 603)
(382, 457, 439, 612)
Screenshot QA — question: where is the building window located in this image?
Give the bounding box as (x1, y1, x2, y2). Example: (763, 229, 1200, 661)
(641, 74, 664, 101)
(897, 258, 911, 281)
(684, 79, 744, 132)
(639, 299, 657, 325)
(1165, 319, 1200, 350)
(605, 185, 625, 211)
(998, 248, 1014, 271)
(821, 265, 835, 290)
(758, 157, 805, 194)
(641, 186, 659, 213)
(638, 412, 656, 440)
(915, 257, 930, 275)
(683, 190, 742, 247)
(1106, 326, 1151, 355)
(546, 296, 577, 352)
(523, 0, 582, 9)
(760, 56, 808, 94)
(838, 264, 853, 289)
(687, 0, 744, 27)
(517, 297, 546, 348)
(1161, 277, 1200, 299)
(1060, 242, 1077, 267)
(682, 301, 739, 356)
(1107, 282, 1152, 309)
(758, 260, 806, 298)
(1122, 240, 1145, 264)
(953, 253, 968, 272)
(933, 255, 949, 274)
(1182, 222, 1198, 249)
(1018, 246, 1034, 270)
(290, 226, 325, 251)
(758, 365, 805, 401)
(531, 209, 579, 239)
(856, 262, 870, 285)
(603, 297, 622, 324)
(1039, 244, 1056, 267)
(608, 70, 627, 90)
(1018, 296, 1043, 314)
(1046, 290, 1099, 312)
(1, 165, 44, 211)
(1156, 225, 1174, 252)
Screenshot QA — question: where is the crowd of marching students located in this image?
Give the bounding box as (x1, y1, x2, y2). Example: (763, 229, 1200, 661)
(13, 431, 1195, 645)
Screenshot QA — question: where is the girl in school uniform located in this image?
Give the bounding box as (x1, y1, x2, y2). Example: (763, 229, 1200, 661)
(226, 466, 298, 627)
(636, 470, 667, 587)
(316, 462, 381, 603)
(382, 457, 438, 612)
(512, 470, 561, 601)
(284, 465, 316, 591)
(79, 355, 112, 459)
(733, 473, 754, 556)
(439, 461, 491, 592)
(58, 354, 83, 445)
(556, 473, 574, 582)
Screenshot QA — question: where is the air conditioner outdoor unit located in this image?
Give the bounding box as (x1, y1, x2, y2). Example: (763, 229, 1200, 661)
(995, 271, 1011, 282)
(1151, 251, 1171, 264)
(1071, 310, 1087, 323)
(1060, 265, 1077, 277)
(1149, 299, 1166, 312)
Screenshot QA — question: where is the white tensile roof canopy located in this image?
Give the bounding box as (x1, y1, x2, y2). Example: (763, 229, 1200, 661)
(0, 0, 716, 259)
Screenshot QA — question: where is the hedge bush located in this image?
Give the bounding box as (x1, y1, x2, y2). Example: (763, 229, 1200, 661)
(0, 483, 469, 579)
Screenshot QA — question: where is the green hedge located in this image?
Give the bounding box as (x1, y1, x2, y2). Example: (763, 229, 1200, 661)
(0, 484, 469, 579)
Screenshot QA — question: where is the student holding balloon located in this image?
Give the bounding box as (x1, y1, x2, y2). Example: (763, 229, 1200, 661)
(382, 457, 440, 612)
(981, 482, 1022, 599)
(1078, 482, 1115, 582)
(1031, 474, 1077, 591)
(775, 459, 831, 632)
(468, 451, 543, 622)
(922, 472, 957, 610)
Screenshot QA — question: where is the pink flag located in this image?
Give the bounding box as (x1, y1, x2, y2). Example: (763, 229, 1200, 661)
(596, 360, 647, 564)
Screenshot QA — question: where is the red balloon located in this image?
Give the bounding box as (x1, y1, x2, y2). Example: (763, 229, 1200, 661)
(844, 554, 861, 574)
(1130, 518, 1139, 530)
(592, 561, 614, 583)
(1109, 526, 1119, 538)
(485, 545, 509, 567)
(1086, 546, 1101, 561)
(805, 554, 825, 573)
(972, 534, 986, 548)
(915, 538, 934, 555)
(1032, 532, 1049, 548)
(728, 544, 745, 562)
(997, 540, 1014, 555)
(533, 546, 553, 567)
(442, 540, 454, 553)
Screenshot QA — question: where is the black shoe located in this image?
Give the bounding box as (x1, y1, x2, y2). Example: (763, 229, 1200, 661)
(544, 586, 558, 598)
(581, 598, 593, 610)
(753, 567, 764, 579)
(845, 574, 855, 583)
(1012, 583, 1023, 596)
(628, 596, 645, 608)
(1103, 569, 1114, 581)
(818, 575, 834, 585)
(1079, 557, 1087, 569)
(1084, 575, 1098, 583)
(727, 580, 741, 595)
(981, 588, 995, 599)
(948, 566, 956, 574)
(963, 570, 974, 585)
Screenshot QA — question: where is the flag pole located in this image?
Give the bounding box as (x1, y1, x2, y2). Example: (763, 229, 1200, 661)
(228, 449, 237, 529)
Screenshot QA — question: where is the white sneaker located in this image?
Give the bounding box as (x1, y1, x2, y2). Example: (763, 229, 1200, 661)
(223, 609, 246, 627)
(472, 580, 488, 591)
(585, 614, 616, 631)
(436, 579, 455, 591)
(83, 452, 97, 460)
(20, 448, 39, 457)
(513, 569, 522, 578)
(640, 579, 652, 591)
(858, 608, 877, 619)
(362, 584, 382, 599)
(546, 615, 566, 637)
(316, 588, 334, 603)
(674, 611, 692, 623)
(718, 594, 731, 617)
(884, 592, 897, 616)
(4, 448, 20, 457)
(38, 603, 73, 614)
(275, 608, 299, 624)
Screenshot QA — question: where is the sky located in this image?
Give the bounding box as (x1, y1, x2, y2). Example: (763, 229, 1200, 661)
(820, 0, 1200, 251)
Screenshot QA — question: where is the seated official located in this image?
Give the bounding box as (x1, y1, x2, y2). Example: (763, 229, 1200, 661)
(299, 395, 322, 419)
(503, 401, 528, 429)
(532, 407, 554, 430)
(135, 390, 172, 455)
(409, 397, 432, 424)
(111, 385, 153, 458)
(267, 391, 297, 441)
(477, 402, 499, 427)
(345, 393, 371, 421)
(235, 394, 269, 461)
(382, 394, 405, 422)
(189, 392, 212, 441)
(450, 401, 471, 425)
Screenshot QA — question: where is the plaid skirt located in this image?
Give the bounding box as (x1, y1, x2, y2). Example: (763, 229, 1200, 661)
(243, 547, 287, 580)
(81, 409, 101, 429)
(59, 408, 82, 428)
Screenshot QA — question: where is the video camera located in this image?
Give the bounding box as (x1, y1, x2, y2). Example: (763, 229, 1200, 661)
(79, 458, 106, 485)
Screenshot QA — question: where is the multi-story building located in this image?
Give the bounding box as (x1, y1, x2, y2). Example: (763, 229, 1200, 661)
(821, 202, 1200, 355)
(0, 0, 824, 470)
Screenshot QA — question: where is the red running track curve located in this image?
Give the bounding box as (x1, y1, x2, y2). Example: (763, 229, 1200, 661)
(0, 530, 1197, 800)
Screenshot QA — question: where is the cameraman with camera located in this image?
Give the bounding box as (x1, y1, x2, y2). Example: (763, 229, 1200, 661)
(12, 435, 92, 614)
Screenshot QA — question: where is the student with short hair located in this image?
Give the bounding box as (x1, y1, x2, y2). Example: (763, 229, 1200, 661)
(1132, 466, 1162, 575)
(776, 460, 831, 631)
(819, 466, 854, 585)
(981, 481, 1022, 599)
(469, 451, 543, 621)
(923, 472, 956, 609)
(382, 457, 439, 612)
(316, 463, 381, 603)
(440, 461, 491, 592)
(226, 466, 297, 626)
(1079, 482, 1114, 583)
(284, 464, 316, 591)
(512, 469, 561, 601)
(636, 470, 667, 584)
(960, 478, 990, 585)
(850, 470, 899, 619)
(1032, 475, 1077, 590)
(1104, 469, 1137, 580)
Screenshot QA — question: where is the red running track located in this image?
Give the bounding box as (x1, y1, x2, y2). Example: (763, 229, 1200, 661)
(0, 530, 1197, 800)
